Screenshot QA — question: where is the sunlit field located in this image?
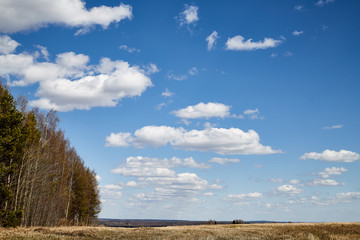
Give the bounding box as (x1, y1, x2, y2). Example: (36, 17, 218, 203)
(1, 222, 360, 239)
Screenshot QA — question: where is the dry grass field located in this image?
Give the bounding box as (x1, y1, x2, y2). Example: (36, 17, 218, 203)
(1, 222, 360, 239)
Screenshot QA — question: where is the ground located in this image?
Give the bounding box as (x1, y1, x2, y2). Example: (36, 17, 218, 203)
(1, 222, 359, 239)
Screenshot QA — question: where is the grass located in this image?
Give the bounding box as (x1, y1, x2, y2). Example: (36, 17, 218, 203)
(0, 222, 359, 239)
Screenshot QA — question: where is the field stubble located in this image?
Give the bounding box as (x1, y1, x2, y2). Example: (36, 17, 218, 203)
(0, 222, 359, 240)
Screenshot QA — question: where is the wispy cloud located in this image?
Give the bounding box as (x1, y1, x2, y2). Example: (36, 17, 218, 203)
(167, 71, 187, 81)
(206, 31, 220, 51)
(119, 45, 140, 53)
(209, 157, 240, 165)
(292, 30, 304, 36)
(188, 67, 198, 76)
(322, 124, 343, 130)
(316, 0, 335, 7)
(162, 89, 174, 97)
(294, 5, 304, 11)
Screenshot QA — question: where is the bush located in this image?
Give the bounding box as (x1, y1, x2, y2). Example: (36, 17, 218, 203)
(207, 219, 217, 225)
(232, 219, 244, 224)
(0, 209, 23, 227)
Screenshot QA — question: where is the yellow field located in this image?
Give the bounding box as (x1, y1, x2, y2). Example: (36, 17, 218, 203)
(1, 222, 360, 239)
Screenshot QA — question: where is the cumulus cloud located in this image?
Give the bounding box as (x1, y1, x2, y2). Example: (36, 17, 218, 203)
(111, 156, 220, 204)
(0, 0, 133, 34)
(226, 35, 282, 51)
(209, 157, 240, 165)
(336, 192, 360, 200)
(206, 31, 220, 51)
(292, 30, 304, 36)
(0, 35, 20, 54)
(172, 102, 231, 119)
(105, 125, 282, 155)
(300, 149, 360, 162)
(276, 185, 303, 195)
(111, 156, 210, 177)
(177, 4, 199, 26)
(322, 124, 343, 130)
(310, 179, 340, 186)
(318, 167, 347, 178)
(0, 36, 154, 111)
(100, 184, 123, 200)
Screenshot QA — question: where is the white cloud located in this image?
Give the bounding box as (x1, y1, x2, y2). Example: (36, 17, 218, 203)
(0, 35, 20, 54)
(167, 71, 187, 81)
(0, 37, 154, 111)
(34, 45, 49, 60)
(336, 192, 360, 200)
(209, 157, 240, 165)
(111, 156, 220, 204)
(318, 167, 348, 178)
(156, 102, 167, 110)
(143, 63, 160, 75)
(310, 179, 340, 186)
(111, 156, 210, 177)
(0, 0, 133, 34)
(269, 178, 284, 183)
(106, 125, 282, 155)
(289, 179, 300, 185)
(243, 108, 262, 119)
(172, 102, 231, 119)
(316, 0, 335, 7)
(95, 175, 101, 181)
(188, 67, 198, 76)
(292, 30, 304, 36)
(225, 192, 263, 202)
(300, 149, 360, 162)
(100, 184, 123, 199)
(270, 53, 278, 58)
(162, 88, 174, 97)
(226, 35, 282, 51)
(119, 45, 140, 53)
(283, 51, 293, 57)
(322, 124, 343, 130)
(276, 185, 303, 195)
(294, 5, 304, 11)
(206, 31, 219, 51)
(105, 132, 133, 147)
(178, 5, 199, 26)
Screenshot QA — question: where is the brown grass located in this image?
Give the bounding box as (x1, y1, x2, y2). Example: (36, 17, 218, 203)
(1, 222, 359, 239)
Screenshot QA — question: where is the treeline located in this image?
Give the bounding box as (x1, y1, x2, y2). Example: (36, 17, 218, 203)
(0, 83, 100, 227)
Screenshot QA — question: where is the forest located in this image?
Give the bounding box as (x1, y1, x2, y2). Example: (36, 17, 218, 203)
(0, 83, 101, 227)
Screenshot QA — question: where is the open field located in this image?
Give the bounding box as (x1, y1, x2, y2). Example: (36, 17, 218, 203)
(1, 222, 360, 239)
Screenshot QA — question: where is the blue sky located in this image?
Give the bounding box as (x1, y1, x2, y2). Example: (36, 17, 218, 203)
(1, 0, 360, 222)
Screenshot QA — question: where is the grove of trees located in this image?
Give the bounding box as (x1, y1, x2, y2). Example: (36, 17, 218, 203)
(0, 83, 101, 227)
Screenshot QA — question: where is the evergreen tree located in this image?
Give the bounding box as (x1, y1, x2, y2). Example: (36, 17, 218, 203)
(0, 84, 26, 227)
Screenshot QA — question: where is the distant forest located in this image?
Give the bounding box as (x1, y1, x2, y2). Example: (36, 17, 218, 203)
(0, 83, 101, 227)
